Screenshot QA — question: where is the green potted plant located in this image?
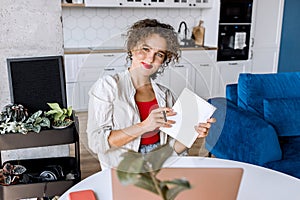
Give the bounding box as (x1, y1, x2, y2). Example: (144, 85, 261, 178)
(45, 103, 73, 129)
(0, 104, 28, 123)
(117, 144, 191, 200)
(23, 110, 50, 133)
(0, 104, 50, 134)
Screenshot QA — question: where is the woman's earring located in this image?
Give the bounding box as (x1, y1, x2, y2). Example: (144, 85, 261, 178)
(126, 52, 133, 64)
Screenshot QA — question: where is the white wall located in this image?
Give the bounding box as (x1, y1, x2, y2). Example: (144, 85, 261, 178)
(62, 7, 218, 48)
(0, 0, 68, 162)
(0, 0, 64, 109)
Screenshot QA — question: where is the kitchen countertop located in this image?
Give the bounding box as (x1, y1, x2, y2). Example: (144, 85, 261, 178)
(64, 46, 218, 54)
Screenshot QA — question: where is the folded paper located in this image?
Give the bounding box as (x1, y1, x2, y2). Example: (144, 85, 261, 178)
(160, 88, 216, 148)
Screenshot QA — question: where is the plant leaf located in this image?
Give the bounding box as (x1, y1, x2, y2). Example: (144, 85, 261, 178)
(32, 110, 42, 118)
(161, 179, 191, 200)
(117, 151, 147, 186)
(117, 151, 145, 174)
(40, 118, 50, 128)
(60, 115, 66, 121)
(62, 108, 67, 114)
(13, 165, 26, 175)
(116, 170, 140, 186)
(54, 110, 64, 121)
(24, 124, 33, 130)
(133, 173, 160, 195)
(67, 106, 73, 117)
(45, 110, 58, 115)
(143, 144, 173, 172)
(47, 103, 62, 111)
(34, 117, 42, 124)
(32, 125, 41, 133)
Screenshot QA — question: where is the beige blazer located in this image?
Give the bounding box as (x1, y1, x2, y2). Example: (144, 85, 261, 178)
(86, 69, 177, 169)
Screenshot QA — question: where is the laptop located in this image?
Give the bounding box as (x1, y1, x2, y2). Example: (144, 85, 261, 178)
(111, 167, 243, 200)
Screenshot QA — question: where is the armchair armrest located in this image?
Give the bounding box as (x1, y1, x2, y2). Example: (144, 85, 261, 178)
(226, 84, 238, 104)
(206, 97, 282, 165)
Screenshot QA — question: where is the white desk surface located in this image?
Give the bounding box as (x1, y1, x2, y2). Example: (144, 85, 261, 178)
(59, 156, 300, 200)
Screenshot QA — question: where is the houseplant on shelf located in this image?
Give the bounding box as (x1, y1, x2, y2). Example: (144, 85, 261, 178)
(0, 104, 50, 134)
(0, 104, 28, 123)
(116, 144, 191, 200)
(45, 103, 73, 129)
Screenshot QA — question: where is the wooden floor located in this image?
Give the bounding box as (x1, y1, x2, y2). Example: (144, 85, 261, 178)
(71, 112, 209, 180)
(70, 112, 101, 180)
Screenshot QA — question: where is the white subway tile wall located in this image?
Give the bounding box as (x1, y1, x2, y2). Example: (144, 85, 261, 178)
(62, 7, 203, 48)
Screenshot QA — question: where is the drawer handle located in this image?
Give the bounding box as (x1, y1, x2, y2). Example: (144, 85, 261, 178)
(174, 65, 185, 68)
(200, 64, 209, 67)
(103, 54, 114, 57)
(104, 68, 115, 71)
(228, 63, 238, 66)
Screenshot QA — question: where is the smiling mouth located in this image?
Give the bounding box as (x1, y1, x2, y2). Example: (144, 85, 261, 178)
(141, 62, 153, 69)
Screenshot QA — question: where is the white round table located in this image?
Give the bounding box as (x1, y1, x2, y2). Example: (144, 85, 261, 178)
(59, 156, 300, 200)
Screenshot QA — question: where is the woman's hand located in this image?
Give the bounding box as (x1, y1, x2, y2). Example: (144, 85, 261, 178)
(140, 107, 176, 132)
(194, 118, 216, 138)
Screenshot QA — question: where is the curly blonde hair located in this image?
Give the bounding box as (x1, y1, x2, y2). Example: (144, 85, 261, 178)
(126, 19, 180, 77)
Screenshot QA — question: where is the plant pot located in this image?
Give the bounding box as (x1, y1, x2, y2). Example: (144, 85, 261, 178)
(52, 119, 73, 130)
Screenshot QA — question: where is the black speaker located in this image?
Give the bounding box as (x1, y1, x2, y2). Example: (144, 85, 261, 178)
(7, 56, 67, 114)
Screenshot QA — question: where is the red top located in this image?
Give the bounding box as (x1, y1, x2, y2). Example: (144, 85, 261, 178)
(136, 98, 160, 145)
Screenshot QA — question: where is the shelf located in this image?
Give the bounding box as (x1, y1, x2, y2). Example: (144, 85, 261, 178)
(0, 157, 80, 199)
(3, 57, 81, 199)
(62, 1, 213, 8)
(0, 126, 78, 151)
(0, 180, 77, 199)
(62, 3, 85, 7)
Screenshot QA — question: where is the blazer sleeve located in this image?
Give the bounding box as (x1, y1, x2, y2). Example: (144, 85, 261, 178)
(86, 75, 117, 155)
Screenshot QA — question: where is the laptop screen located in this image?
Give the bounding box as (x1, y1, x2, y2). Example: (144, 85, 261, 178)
(111, 167, 243, 200)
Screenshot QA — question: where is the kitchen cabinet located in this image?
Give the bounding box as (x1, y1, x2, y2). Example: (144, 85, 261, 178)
(156, 50, 217, 99)
(251, 0, 284, 73)
(84, 0, 213, 8)
(64, 50, 217, 110)
(156, 60, 196, 98)
(64, 53, 128, 111)
(215, 60, 252, 97)
(189, 50, 217, 99)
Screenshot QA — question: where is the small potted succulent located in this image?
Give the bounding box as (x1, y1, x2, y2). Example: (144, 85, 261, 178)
(45, 103, 73, 129)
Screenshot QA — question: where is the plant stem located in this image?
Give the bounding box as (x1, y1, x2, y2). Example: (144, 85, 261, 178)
(144, 160, 166, 200)
(149, 170, 165, 200)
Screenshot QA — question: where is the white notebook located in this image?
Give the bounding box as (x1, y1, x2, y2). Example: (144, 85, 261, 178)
(160, 88, 216, 148)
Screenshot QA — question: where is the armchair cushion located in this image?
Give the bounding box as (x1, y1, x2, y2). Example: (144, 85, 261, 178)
(237, 72, 300, 117)
(206, 97, 282, 165)
(263, 160, 300, 178)
(263, 98, 300, 136)
(263, 137, 300, 178)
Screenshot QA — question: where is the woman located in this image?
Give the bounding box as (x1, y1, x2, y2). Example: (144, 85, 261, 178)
(86, 19, 216, 170)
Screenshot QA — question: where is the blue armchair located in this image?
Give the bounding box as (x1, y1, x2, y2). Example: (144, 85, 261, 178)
(206, 72, 300, 179)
